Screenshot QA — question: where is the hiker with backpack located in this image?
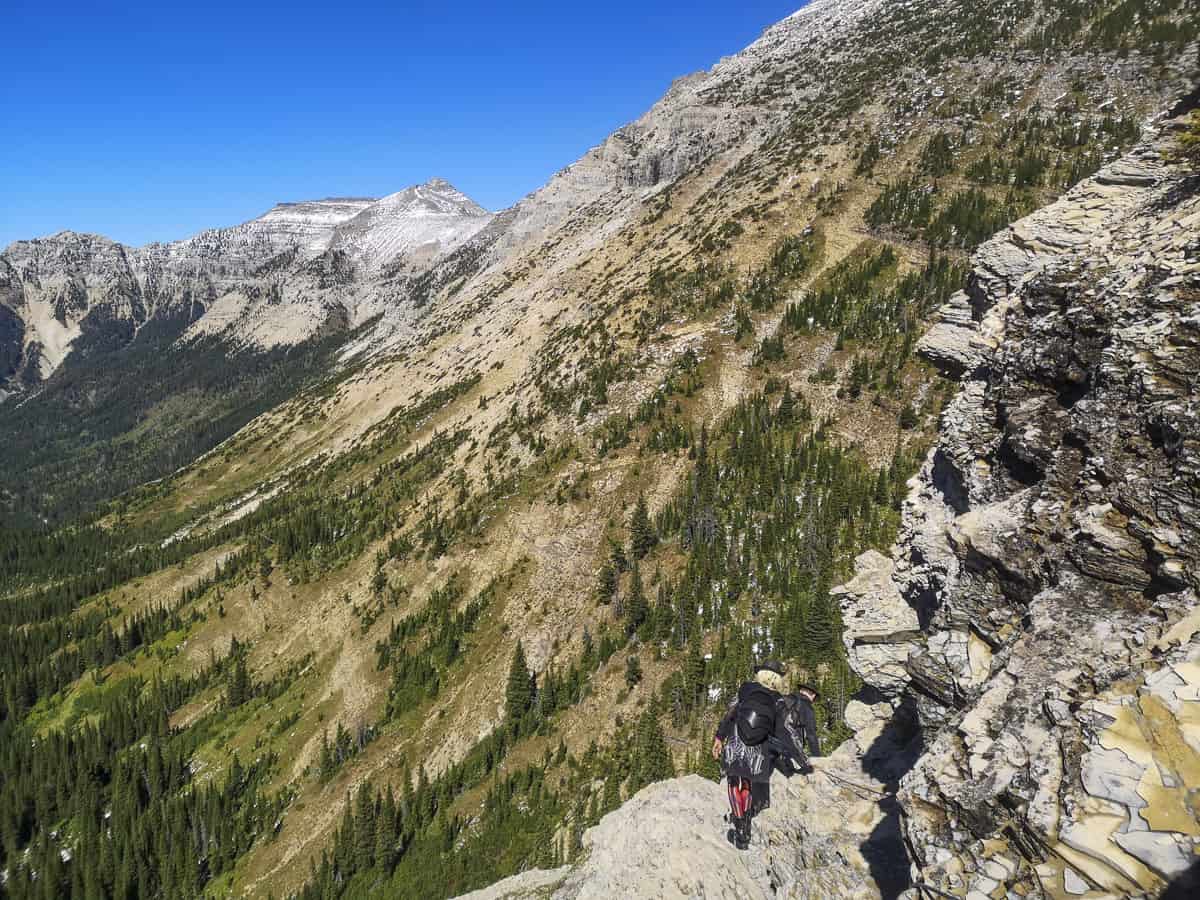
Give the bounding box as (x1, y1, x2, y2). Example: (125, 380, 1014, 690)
(711, 661, 821, 849)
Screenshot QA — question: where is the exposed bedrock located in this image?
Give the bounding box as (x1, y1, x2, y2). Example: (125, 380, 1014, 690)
(839, 110, 1200, 898)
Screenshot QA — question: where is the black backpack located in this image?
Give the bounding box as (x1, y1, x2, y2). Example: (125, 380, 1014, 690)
(777, 694, 812, 770)
(735, 682, 777, 746)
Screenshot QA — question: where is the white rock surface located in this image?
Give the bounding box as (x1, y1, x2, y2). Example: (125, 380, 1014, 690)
(459, 736, 910, 900)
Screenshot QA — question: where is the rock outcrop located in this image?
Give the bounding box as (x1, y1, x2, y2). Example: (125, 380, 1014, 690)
(835, 549, 924, 702)
(844, 108, 1200, 897)
(460, 707, 913, 900)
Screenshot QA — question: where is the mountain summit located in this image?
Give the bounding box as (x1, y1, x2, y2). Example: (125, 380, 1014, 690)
(330, 178, 492, 270)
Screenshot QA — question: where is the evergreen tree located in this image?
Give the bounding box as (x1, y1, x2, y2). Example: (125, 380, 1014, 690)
(225, 653, 251, 708)
(505, 641, 534, 728)
(624, 561, 648, 636)
(600, 775, 621, 815)
(683, 638, 706, 713)
(624, 655, 643, 689)
(629, 710, 675, 792)
(609, 539, 629, 574)
(803, 593, 838, 662)
(354, 783, 376, 873)
(776, 383, 796, 425)
(629, 495, 657, 559)
(596, 563, 617, 604)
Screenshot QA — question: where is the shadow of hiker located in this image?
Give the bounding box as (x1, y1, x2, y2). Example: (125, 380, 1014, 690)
(856, 692, 925, 900)
(1159, 856, 1200, 899)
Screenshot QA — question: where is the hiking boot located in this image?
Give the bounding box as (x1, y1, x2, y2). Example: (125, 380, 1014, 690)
(726, 827, 750, 850)
(732, 816, 752, 850)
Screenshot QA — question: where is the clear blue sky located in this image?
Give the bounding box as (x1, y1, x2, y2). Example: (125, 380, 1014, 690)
(1, 1, 805, 248)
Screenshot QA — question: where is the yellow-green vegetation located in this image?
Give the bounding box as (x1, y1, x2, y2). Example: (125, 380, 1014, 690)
(1177, 108, 1200, 163)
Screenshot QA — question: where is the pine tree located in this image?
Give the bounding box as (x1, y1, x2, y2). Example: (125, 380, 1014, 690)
(318, 730, 336, 782)
(683, 637, 706, 713)
(375, 789, 398, 873)
(624, 655, 643, 689)
(803, 593, 837, 662)
(625, 561, 648, 636)
(596, 563, 617, 604)
(505, 641, 533, 729)
(776, 383, 796, 425)
(629, 495, 657, 559)
(609, 539, 629, 574)
(629, 710, 675, 792)
(225, 654, 250, 708)
(354, 783, 376, 873)
(600, 774, 621, 815)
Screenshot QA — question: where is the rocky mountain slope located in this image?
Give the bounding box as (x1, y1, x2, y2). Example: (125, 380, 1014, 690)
(4, 0, 1193, 525)
(466, 102, 1200, 900)
(1, 2, 1196, 899)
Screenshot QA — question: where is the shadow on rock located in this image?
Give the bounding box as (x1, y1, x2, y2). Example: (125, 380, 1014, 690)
(1159, 857, 1200, 900)
(857, 694, 925, 900)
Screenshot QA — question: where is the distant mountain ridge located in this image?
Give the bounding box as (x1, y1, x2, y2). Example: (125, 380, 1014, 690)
(0, 177, 492, 392)
(0, 0, 913, 398)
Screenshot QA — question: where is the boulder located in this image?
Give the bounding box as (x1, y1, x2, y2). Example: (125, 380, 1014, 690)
(834, 550, 922, 701)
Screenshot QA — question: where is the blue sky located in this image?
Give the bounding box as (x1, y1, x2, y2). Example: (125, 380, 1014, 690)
(1, 1, 805, 248)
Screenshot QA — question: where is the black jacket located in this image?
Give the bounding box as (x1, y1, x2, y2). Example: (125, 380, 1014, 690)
(715, 682, 808, 782)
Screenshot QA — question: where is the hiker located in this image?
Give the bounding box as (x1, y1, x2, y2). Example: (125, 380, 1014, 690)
(711, 661, 818, 850)
(779, 683, 822, 765)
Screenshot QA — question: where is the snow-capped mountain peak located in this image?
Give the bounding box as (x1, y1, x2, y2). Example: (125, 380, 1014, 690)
(375, 177, 489, 217)
(253, 197, 378, 228)
(330, 179, 492, 270)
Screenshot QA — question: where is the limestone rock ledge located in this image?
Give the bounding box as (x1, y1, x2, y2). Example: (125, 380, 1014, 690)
(836, 109, 1200, 898)
(458, 716, 910, 900)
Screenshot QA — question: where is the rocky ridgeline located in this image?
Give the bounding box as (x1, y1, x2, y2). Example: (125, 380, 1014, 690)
(838, 104, 1200, 898)
(0, 178, 492, 389)
(454, 110, 1199, 900)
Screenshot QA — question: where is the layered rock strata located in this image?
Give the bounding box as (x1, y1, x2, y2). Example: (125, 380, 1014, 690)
(840, 109, 1200, 898)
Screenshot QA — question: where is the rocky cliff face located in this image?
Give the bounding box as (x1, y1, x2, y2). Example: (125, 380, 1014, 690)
(839, 106, 1200, 897)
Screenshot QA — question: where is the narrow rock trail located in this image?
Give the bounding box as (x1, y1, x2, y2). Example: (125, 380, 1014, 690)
(462, 706, 912, 900)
